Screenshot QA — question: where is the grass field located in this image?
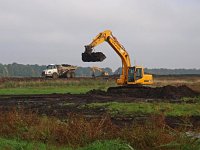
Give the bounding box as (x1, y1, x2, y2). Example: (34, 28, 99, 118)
(0, 137, 132, 150)
(0, 79, 115, 95)
(154, 76, 200, 92)
(0, 76, 200, 149)
(85, 101, 200, 117)
(0, 111, 199, 150)
(0, 87, 92, 95)
(0, 76, 199, 95)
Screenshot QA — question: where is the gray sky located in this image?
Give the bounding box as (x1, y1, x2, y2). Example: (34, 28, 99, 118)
(0, 0, 200, 70)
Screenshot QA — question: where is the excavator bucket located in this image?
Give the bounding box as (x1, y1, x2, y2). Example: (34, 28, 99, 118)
(82, 52, 106, 62)
(82, 45, 106, 62)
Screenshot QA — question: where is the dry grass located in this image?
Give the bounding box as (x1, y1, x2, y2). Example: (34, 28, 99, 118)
(0, 110, 199, 149)
(0, 110, 119, 148)
(154, 76, 200, 92)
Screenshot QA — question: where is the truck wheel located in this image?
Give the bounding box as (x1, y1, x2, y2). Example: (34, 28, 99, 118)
(66, 72, 71, 78)
(52, 73, 58, 79)
(70, 72, 75, 78)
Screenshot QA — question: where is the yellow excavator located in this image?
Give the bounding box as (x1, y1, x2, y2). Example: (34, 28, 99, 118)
(82, 30, 153, 85)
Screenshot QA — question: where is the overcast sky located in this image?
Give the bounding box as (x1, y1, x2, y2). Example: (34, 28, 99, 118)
(0, 0, 199, 70)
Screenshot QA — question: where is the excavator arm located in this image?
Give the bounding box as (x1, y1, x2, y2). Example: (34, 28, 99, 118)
(82, 30, 131, 84)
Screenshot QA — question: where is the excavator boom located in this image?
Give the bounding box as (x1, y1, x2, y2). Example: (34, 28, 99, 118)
(82, 30, 131, 84)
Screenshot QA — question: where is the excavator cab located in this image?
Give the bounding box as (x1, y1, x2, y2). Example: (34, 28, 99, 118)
(127, 67, 142, 83)
(127, 66, 153, 85)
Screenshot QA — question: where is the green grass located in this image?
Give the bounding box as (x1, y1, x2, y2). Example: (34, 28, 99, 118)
(181, 96, 200, 103)
(0, 86, 93, 95)
(0, 137, 72, 150)
(0, 137, 132, 150)
(79, 140, 132, 150)
(86, 102, 200, 116)
(0, 79, 116, 95)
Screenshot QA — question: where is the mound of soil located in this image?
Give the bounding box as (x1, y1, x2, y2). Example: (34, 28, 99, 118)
(106, 85, 199, 99)
(86, 89, 107, 95)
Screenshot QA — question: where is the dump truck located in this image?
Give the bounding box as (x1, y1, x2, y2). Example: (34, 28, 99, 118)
(42, 64, 77, 79)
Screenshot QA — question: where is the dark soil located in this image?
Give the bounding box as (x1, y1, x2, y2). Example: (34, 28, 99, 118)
(0, 93, 200, 128)
(0, 84, 199, 127)
(0, 77, 44, 83)
(0, 77, 199, 127)
(106, 85, 199, 99)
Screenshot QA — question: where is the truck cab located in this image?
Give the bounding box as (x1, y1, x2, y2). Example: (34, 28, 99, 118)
(42, 64, 59, 78)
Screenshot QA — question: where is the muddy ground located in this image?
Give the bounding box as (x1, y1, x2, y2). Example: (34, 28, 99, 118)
(0, 83, 200, 127)
(0, 76, 200, 127)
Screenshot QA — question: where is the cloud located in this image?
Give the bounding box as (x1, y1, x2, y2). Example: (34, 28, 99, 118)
(0, 0, 199, 69)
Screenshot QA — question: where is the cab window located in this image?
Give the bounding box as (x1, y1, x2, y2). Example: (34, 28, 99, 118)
(47, 65, 55, 69)
(128, 68, 135, 82)
(136, 68, 142, 80)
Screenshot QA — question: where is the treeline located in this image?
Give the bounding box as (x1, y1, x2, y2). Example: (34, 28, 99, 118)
(0, 63, 200, 77)
(0, 63, 46, 77)
(145, 68, 200, 75)
(115, 68, 200, 75)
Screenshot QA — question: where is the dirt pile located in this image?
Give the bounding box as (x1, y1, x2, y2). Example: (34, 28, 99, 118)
(106, 85, 199, 99)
